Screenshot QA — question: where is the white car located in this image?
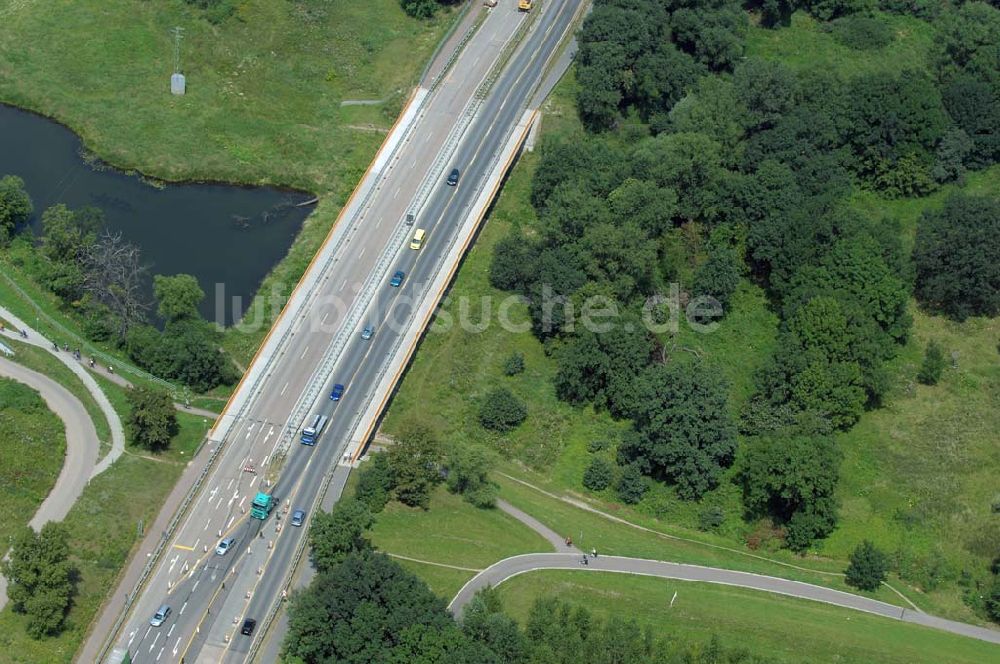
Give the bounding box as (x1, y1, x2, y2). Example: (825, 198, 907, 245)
(216, 537, 236, 556)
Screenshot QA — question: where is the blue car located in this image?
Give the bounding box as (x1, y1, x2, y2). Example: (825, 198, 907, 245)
(330, 383, 345, 401)
(390, 270, 405, 287)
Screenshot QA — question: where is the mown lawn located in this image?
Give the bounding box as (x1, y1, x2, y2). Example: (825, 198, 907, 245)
(0, 377, 64, 547)
(495, 571, 997, 664)
(367, 485, 550, 598)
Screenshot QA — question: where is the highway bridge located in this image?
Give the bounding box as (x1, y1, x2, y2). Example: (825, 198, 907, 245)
(99, 1, 583, 662)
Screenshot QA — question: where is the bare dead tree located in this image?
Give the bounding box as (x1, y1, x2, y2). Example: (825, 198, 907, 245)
(81, 230, 149, 342)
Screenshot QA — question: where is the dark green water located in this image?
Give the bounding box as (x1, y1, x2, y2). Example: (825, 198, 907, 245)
(0, 103, 314, 326)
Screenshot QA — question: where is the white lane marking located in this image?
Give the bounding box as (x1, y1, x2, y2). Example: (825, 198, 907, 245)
(209, 486, 218, 501)
(157, 646, 164, 661)
(393, 187, 400, 200)
(168, 554, 179, 573)
(180, 601, 188, 616)
(193, 538, 200, 551)
(410, 159, 417, 170)
(192, 580, 200, 592)
(227, 515, 235, 529)
(204, 519, 210, 531)
(358, 246, 366, 259)
(280, 381, 289, 396)
(321, 311, 329, 324)
(173, 636, 182, 655)
(239, 496, 246, 509)
(227, 478, 234, 490)
(149, 632, 160, 652)
(167, 623, 175, 637)
(299, 345, 310, 360)
(264, 425, 274, 442)
(341, 278, 348, 291)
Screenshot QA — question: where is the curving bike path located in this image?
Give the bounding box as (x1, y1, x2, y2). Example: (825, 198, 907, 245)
(0, 305, 124, 477)
(0, 357, 100, 610)
(450, 553, 1000, 645)
(445, 503, 1000, 647)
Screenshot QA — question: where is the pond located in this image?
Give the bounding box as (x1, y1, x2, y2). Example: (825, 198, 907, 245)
(0, 103, 314, 326)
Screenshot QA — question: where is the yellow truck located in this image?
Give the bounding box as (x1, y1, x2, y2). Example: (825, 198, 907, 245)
(518, 0, 533, 11)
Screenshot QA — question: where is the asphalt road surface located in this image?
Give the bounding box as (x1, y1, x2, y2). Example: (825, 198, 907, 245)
(109, 2, 581, 662)
(448, 553, 1000, 646)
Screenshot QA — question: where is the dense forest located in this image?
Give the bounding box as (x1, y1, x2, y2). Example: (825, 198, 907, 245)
(488, 0, 1000, 604)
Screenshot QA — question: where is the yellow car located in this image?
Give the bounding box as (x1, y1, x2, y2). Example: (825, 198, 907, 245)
(410, 229, 426, 250)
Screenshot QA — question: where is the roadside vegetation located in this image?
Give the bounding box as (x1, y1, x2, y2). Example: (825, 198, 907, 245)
(381, 0, 1000, 636)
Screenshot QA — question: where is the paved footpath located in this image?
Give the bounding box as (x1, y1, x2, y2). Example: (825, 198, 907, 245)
(0, 357, 101, 610)
(0, 305, 125, 476)
(450, 504, 1000, 647)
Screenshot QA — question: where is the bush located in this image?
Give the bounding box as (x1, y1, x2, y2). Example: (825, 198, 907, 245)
(845, 540, 890, 591)
(587, 439, 609, 453)
(698, 506, 725, 532)
(831, 16, 894, 50)
(355, 453, 395, 513)
(987, 575, 1000, 623)
(917, 340, 946, 385)
(582, 458, 614, 492)
(445, 446, 499, 508)
(616, 464, 648, 504)
(502, 352, 525, 376)
(478, 388, 527, 432)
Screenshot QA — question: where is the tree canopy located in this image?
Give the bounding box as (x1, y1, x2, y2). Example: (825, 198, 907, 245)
(913, 193, 1000, 320)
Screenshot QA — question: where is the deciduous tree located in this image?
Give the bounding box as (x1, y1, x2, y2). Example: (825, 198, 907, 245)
(1, 523, 76, 638)
(126, 386, 178, 452)
(309, 499, 373, 573)
(913, 193, 1000, 320)
(0, 174, 32, 243)
(622, 361, 737, 500)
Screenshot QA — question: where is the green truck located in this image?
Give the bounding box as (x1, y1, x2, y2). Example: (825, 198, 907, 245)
(250, 492, 274, 520)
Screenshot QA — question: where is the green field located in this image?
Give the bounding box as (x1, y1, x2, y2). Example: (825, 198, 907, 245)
(0, 377, 65, 547)
(745, 12, 935, 76)
(0, 0, 453, 193)
(495, 571, 997, 664)
(367, 485, 551, 598)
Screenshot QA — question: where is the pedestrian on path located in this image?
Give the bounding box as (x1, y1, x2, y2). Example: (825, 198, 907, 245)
(592, 548, 597, 558)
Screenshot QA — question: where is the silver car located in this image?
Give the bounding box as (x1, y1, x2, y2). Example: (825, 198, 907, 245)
(216, 537, 236, 556)
(150, 604, 171, 627)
